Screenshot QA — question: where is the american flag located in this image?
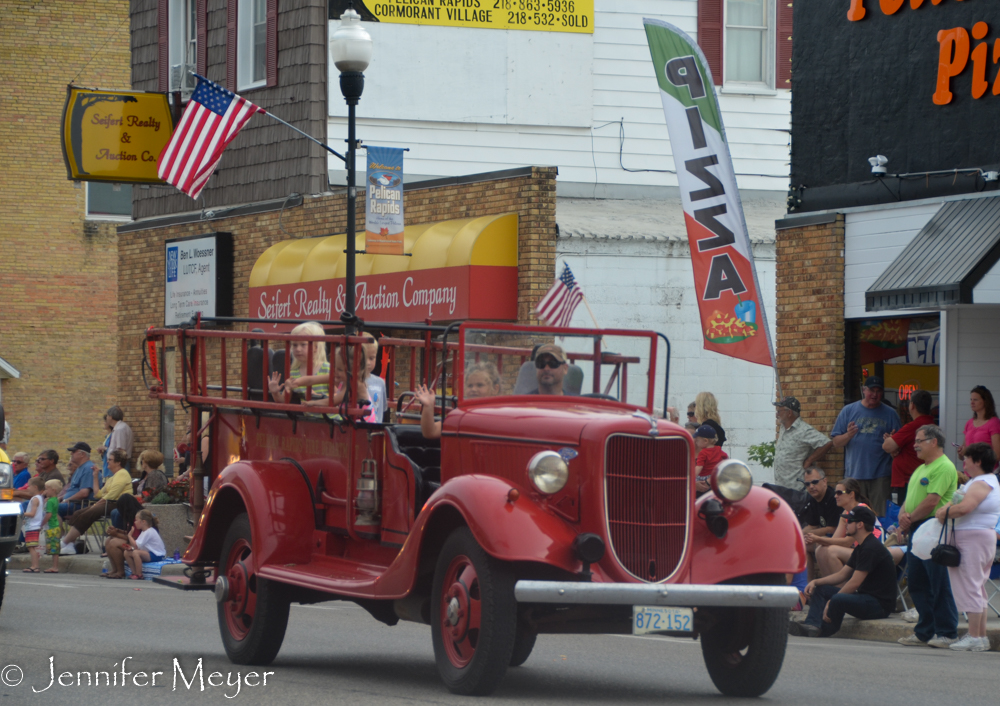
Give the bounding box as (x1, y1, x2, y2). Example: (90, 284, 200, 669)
(157, 74, 262, 200)
(535, 263, 585, 327)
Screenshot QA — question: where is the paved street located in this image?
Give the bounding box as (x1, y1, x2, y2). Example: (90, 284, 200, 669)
(1, 572, 997, 705)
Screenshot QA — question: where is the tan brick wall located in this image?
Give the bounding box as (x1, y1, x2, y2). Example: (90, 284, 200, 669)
(775, 216, 846, 481)
(0, 1, 129, 467)
(118, 167, 558, 456)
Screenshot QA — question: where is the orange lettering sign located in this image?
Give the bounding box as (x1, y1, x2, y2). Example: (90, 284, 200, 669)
(970, 21, 990, 98)
(934, 27, 970, 105)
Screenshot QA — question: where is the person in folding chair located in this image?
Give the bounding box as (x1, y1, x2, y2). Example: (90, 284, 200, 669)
(933, 443, 1000, 652)
(59, 449, 134, 555)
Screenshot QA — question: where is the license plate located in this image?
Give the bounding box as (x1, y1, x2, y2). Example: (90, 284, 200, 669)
(632, 606, 694, 635)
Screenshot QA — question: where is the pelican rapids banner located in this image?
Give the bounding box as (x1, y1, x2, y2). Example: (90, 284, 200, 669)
(365, 145, 405, 256)
(643, 19, 775, 369)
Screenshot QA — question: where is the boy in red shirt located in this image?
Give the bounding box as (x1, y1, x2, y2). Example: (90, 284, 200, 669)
(695, 425, 728, 495)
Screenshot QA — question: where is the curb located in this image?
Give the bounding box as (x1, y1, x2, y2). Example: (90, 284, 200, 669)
(790, 610, 1000, 651)
(5, 552, 187, 577)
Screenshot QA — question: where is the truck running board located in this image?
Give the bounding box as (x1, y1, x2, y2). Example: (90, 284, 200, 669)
(152, 574, 217, 591)
(514, 581, 799, 609)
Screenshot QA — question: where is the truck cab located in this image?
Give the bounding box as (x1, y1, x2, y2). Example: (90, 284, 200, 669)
(152, 320, 804, 698)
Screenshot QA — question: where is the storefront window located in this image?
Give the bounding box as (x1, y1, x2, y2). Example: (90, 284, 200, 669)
(86, 182, 132, 219)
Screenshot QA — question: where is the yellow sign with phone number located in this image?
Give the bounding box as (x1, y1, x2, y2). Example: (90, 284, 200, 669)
(367, 0, 593, 33)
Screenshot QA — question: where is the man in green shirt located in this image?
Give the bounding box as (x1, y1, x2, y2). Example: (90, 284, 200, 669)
(897, 424, 958, 649)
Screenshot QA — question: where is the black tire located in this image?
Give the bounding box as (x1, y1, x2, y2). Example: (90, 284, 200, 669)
(700, 604, 789, 697)
(431, 527, 517, 695)
(508, 624, 537, 667)
(217, 513, 290, 665)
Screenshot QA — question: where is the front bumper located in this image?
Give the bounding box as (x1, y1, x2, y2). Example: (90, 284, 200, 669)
(514, 580, 799, 609)
(0, 501, 24, 559)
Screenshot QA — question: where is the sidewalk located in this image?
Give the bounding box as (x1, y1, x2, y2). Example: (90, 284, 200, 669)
(789, 609, 1000, 650)
(6, 551, 187, 577)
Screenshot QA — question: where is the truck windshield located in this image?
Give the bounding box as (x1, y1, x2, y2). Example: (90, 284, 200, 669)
(458, 326, 661, 411)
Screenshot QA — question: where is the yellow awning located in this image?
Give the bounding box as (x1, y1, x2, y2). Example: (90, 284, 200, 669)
(249, 213, 518, 287)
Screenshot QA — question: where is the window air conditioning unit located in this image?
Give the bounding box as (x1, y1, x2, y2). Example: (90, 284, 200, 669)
(170, 64, 197, 94)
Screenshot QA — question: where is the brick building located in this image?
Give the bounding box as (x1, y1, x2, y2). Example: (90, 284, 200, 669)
(776, 2, 1000, 483)
(0, 1, 131, 462)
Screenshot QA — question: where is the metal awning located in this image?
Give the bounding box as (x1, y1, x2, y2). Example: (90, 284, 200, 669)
(866, 196, 1000, 312)
(0, 356, 19, 379)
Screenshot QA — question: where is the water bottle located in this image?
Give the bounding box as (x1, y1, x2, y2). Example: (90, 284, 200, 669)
(102, 559, 109, 574)
(173, 549, 181, 561)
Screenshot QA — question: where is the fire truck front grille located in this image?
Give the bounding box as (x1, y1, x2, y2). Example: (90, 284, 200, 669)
(604, 434, 689, 582)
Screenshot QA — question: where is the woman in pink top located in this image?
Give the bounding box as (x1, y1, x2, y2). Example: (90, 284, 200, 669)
(959, 385, 1000, 466)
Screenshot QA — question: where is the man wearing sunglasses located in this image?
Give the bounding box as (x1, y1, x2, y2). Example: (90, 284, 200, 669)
(799, 467, 842, 578)
(530, 344, 568, 396)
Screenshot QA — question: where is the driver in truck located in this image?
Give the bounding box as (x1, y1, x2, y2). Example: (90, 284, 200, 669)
(529, 344, 568, 395)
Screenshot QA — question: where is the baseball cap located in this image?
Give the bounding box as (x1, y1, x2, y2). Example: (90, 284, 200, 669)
(846, 506, 877, 526)
(67, 441, 92, 453)
(864, 376, 884, 389)
(534, 344, 566, 363)
(773, 397, 801, 414)
(694, 424, 718, 440)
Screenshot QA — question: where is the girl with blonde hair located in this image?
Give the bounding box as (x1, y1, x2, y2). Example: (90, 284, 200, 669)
(694, 391, 727, 448)
(268, 321, 331, 404)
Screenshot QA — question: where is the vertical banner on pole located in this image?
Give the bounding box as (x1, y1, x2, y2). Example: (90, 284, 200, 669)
(364, 146, 405, 256)
(643, 19, 776, 369)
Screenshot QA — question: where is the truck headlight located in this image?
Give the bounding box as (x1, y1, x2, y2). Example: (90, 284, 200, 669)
(711, 459, 752, 503)
(0, 462, 11, 489)
(528, 451, 569, 495)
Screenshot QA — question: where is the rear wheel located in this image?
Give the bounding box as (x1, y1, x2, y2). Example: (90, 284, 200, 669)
(217, 513, 290, 665)
(700, 600, 788, 697)
(431, 527, 517, 695)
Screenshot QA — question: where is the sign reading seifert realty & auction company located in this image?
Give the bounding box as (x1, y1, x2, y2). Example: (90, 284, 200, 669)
(164, 233, 234, 327)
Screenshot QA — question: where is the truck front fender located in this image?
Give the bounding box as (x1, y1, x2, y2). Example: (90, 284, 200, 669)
(687, 486, 806, 585)
(186, 460, 315, 568)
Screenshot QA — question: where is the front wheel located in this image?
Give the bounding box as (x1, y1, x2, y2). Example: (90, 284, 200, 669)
(431, 527, 517, 695)
(700, 606, 788, 697)
(0, 557, 6, 616)
(217, 513, 290, 665)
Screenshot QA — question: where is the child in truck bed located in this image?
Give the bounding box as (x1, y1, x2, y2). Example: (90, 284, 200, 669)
(694, 425, 728, 496)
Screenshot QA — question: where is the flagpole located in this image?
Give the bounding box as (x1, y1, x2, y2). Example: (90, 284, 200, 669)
(258, 108, 347, 163)
(579, 293, 608, 350)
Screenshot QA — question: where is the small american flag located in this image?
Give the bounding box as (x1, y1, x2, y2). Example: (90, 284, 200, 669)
(157, 74, 262, 200)
(535, 263, 584, 327)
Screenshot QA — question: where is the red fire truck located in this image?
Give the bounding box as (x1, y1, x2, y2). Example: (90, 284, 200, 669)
(149, 319, 804, 698)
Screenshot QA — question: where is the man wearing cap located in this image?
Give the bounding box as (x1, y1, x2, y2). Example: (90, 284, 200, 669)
(790, 506, 897, 637)
(531, 344, 568, 395)
(58, 442, 96, 518)
(831, 377, 901, 516)
(772, 397, 832, 490)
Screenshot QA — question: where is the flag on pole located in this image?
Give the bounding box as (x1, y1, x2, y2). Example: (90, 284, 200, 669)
(643, 19, 776, 369)
(536, 263, 585, 327)
(157, 74, 262, 200)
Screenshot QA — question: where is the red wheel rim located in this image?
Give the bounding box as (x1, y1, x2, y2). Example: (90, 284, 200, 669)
(222, 537, 256, 641)
(439, 554, 482, 669)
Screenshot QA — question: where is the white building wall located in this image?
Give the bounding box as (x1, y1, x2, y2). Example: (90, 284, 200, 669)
(939, 306, 1000, 465)
(973, 260, 1000, 304)
(329, 0, 790, 194)
(557, 225, 780, 482)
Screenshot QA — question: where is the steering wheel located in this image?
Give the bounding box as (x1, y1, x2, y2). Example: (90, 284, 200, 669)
(396, 391, 417, 415)
(580, 393, 617, 401)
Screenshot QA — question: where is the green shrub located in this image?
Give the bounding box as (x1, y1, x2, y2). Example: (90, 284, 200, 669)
(747, 440, 776, 469)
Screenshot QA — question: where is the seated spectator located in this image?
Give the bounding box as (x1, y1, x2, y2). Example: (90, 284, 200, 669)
(790, 506, 897, 637)
(416, 362, 502, 439)
(58, 449, 133, 555)
(105, 496, 143, 579)
(110, 492, 143, 533)
(799, 467, 842, 577)
(11, 452, 30, 489)
(810, 478, 904, 577)
(135, 450, 167, 496)
(58, 442, 97, 518)
(123, 509, 167, 580)
(694, 425, 728, 495)
(14, 450, 62, 502)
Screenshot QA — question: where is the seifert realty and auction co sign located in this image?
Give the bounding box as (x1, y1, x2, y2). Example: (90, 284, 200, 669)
(791, 0, 1000, 199)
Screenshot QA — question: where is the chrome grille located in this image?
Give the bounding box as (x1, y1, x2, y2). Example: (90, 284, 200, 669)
(605, 434, 689, 582)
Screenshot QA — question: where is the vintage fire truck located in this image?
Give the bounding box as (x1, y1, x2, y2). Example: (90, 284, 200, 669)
(149, 318, 804, 698)
(0, 405, 19, 617)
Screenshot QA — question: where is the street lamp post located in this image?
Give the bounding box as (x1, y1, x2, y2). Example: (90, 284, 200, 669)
(330, 5, 372, 334)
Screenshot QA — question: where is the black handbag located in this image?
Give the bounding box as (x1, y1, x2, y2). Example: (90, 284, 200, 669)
(930, 508, 962, 568)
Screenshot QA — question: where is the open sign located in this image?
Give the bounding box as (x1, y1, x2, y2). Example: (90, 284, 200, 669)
(898, 384, 919, 400)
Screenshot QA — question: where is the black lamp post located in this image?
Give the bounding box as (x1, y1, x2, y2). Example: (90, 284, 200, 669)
(330, 4, 372, 334)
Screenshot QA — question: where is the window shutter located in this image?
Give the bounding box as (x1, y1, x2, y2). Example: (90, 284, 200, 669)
(697, 0, 724, 86)
(158, 0, 170, 92)
(266, 0, 278, 87)
(776, 0, 793, 88)
(197, 0, 208, 77)
(227, 0, 238, 90)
